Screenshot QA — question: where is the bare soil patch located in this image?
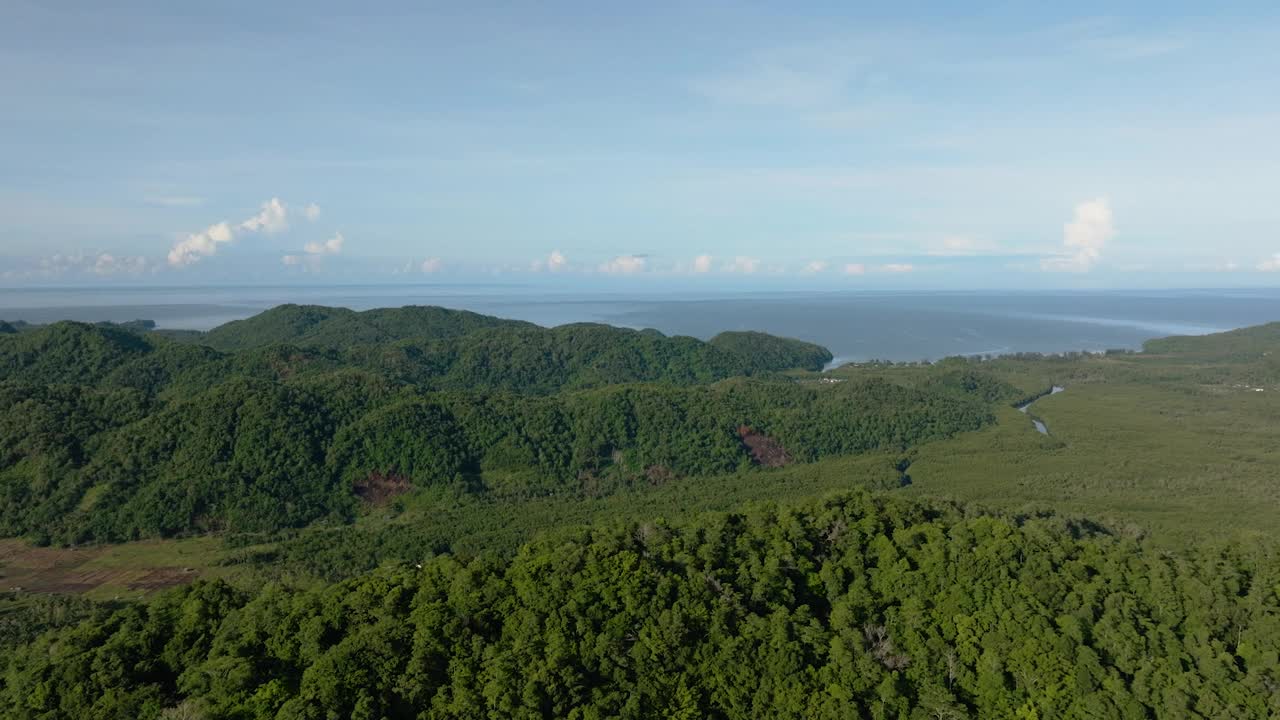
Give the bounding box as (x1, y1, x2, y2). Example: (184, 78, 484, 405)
(0, 540, 196, 595)
(355, 471, 413, 504)
(737, 425, 793, 468)
(127, 568, 196, 590)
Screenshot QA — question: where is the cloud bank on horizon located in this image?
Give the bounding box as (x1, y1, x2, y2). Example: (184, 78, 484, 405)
(1, 194, 1258, 285)
(2, 3, 1278, 287)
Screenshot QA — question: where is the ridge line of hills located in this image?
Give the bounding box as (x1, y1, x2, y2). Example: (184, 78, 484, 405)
(1, 304, 1001, 544)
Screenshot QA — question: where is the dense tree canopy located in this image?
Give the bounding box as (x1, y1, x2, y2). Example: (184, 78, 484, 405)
(0, 370, 998, 544)
(1, 307, 832, 394)
(189, 304, 530, 352)
(3, 491, 1276, 719)
(0, 307, 984, 543)
(6, 306, 1274, 719)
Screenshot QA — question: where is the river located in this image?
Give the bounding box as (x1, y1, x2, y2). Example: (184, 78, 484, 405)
(1017, 386, 1065, 434)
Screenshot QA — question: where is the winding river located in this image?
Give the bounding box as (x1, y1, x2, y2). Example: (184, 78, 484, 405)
(1017, 386, 1065, 435)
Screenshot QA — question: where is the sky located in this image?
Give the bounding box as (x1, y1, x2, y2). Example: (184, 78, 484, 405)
(2, 1, 1280, 290)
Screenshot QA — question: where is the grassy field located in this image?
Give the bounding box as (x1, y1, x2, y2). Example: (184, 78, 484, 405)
(0, 535, 232, 601)
(900, 351, 1280, 547)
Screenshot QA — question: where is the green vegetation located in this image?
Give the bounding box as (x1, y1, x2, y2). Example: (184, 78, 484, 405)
(862, 335, 1280, 548)
(0, 307, 953, 546)
(2, 306, 833, 395)
(1144, 320, 1280, 361)
(4, 491, 1278, 719)
(190, 304, 525, 352)
(3, 306, 1280, 718)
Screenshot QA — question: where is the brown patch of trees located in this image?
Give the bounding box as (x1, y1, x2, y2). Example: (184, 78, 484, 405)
(353, 471, 412, 505)
(737, 425, 792, 467)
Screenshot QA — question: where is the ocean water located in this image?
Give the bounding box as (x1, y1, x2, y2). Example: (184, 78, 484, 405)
(607, 291, 1280, 363)
(3, 285, 1280, 363)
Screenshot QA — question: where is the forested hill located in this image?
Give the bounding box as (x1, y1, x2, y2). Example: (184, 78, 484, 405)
(182, 304, 839, 381)
(5, 491, 1276, 719)
(188, 304, 533, 351)
(1143, 320, 1280, 361)
(2, 305, 833, 392)
(0, 306, 1011, 544)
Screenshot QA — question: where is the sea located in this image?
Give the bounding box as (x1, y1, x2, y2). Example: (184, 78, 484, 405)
(3, 285, 1280, 364)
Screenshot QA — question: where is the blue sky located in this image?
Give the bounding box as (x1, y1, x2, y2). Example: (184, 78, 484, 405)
(3, 1, 1279, 289)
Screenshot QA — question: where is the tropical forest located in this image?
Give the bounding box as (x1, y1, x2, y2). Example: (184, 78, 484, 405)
(1, 305, 1279, 719)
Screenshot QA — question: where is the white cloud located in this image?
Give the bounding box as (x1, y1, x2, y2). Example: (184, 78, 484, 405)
(599, 254, 648, 274)
(11, 251, 150, 279)
(38, 253, 86, 274)
(1042, 198, 1114, 272)
(881, 263, 914, 273)
(92, 253, 148, 276)
(802, 260, 829, 274)
(693, 254, 713, 273)
(842, 263, 866, 275)
(168, 197, 297, 268)
(421, 257, 444, 273)
(167, 221, 234, 267)
(239, 198, 289, 234)
(281, 252, 325, 271)
(283, 231, 345, 271)
(91, 254, 118, 274)
(1258, 254, 1280, 272)
(724, 256, 761, 274)
(303, 232, 344, 256)
(548, 250, 567, 271)
(532, 250, 569, 272)
(303, 203, 321, 221)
